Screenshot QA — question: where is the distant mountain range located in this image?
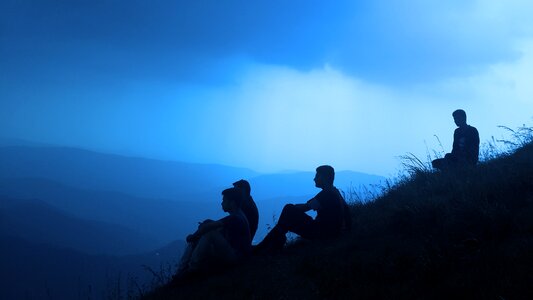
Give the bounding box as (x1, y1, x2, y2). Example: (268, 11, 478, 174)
(0, 145, 259, 200)
(0, 143, 385, 246)
(0, 197, 158, 255)
(249, 170, 384, 200)
(0, 177, 222, 249)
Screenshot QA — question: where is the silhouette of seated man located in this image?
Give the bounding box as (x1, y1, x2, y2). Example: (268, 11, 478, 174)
(254, 165, 351, 254)
(173, 187, 251, 281)
(432, 109, 480, 171)
(233, 179, 259, 241)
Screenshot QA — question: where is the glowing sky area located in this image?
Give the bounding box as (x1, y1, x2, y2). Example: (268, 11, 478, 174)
(2, 1, 533, 176)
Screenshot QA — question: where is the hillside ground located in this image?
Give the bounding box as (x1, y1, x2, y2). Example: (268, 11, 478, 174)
(144, 131, 533, 300)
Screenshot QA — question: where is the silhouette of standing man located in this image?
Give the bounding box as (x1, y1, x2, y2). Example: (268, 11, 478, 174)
(254, 165, 351, 254)
(432, 109, 480, 170)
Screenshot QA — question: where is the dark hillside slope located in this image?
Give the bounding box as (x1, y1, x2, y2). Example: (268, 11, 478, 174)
(146, 142, 533, 300)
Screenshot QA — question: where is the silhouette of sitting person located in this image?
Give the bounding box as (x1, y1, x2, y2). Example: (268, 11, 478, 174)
(432, 109, 480, 171)
(173, 187, 251, 281)
(233, 179, 259, 241)
(254, 165, 351, 254)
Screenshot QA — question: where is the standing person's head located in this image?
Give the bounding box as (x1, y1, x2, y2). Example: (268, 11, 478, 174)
(452, 109, 467, 127)
(221, 188, 243, 213)
(233, 179, 251, 196)
(314, 165, 335, 189)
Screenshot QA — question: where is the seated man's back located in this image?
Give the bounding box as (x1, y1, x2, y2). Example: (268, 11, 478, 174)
(220, 208, 251, 257)
(452, 124, 480, 165)
(310, 186, 349, 237)
(233, 179, 259, 241)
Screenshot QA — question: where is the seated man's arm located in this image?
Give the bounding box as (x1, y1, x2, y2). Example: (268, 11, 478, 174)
(293, 197, 321, 212)
(293, 203, 311, 212)
(187, 219, 224, 242)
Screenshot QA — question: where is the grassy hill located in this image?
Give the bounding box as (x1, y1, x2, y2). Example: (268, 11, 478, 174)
(144, 136, 533, 299)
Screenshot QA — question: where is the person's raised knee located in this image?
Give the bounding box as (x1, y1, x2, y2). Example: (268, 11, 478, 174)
(283, 203, 295, 209)
(281, 203, 297, 214)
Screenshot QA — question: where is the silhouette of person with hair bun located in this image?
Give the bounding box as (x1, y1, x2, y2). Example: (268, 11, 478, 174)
(233, 179, 259, 241)
(172, 187, 250, 283)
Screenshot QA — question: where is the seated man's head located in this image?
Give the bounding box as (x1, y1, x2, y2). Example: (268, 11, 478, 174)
(221, 187, 243, 213)
(452, 109, 467, 127)
(233, 179, 251, 196)
(314, 165, 335, 188)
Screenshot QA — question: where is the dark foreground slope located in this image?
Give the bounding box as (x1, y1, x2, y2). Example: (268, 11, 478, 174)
(145, 142, 533, 300)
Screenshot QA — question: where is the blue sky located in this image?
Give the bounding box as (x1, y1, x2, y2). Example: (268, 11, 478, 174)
(1, 0, 533, 176)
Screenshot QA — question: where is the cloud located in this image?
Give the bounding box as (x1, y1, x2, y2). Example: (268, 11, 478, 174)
(328, 0, 533, 84)
(2, 37, 531, 176)
(2, 1, 533, 176)
(430, 39, 533, 130)
(184, 36, 533, 175)
(4, 0, 532, 87)
(0, 0, 346, 83)
(176, 64, 437, 174)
